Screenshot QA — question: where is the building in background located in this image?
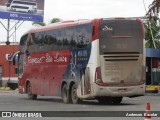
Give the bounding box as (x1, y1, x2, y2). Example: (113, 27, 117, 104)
(146, 48, 160, 93)
(0, 42, 19, 90)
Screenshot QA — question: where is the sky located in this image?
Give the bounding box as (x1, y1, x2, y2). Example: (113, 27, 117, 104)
(0, 0, 154, 43)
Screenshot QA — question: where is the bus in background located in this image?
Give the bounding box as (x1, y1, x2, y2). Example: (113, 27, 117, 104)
(0, 43, 19, 90)
(14, 18, 145, 104)
(6, 0, 37, 13)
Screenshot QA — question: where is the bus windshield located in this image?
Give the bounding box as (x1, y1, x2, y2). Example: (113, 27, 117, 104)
(99, 19, 143, 54)
(11, 6, 29, 9)
(13, 1, 36, 5)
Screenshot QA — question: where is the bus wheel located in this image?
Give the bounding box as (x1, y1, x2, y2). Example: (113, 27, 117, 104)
(112, 97, 123, 104)
(71, 84, 80, 104)
(61, 84, 71, 103)
(7, 83, 17, 90)
(27, 83, 37, 100)
(97, 97, 112, 104)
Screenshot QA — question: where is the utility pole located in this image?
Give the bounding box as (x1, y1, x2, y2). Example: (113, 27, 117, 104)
(6, 19, 10, 45)
(0, 19, 24, 45)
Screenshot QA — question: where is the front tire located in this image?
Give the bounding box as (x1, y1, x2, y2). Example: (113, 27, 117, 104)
(61, 84, 71, 103)
(27, 83, 37, 100)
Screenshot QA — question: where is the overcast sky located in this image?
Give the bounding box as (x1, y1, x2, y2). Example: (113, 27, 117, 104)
(0, 0, 153, 43)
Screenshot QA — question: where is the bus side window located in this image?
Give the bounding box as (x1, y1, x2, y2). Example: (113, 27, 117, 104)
(47, 30, 58, 51)
(27, 33, 36, 53)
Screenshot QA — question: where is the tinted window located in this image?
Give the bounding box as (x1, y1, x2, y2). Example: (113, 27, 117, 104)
(74, 24, 92, 48)
(13, 1, 36, 5)
(27, 23, 93, 53)
(11, 6, 28, 9)
(20, 34, 28, 45)
(99, 19, 143, 54)
(20, 34, 28, 53)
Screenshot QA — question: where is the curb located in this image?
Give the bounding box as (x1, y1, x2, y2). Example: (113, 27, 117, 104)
(145, 85, 160, 93)
(0, 87, 11, 91)
(145, 93, 160, 96)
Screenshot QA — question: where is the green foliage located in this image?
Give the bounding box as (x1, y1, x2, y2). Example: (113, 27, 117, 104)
(145, 20, 160, 48)
(32, 18, 62, 27)
(49, 18, 61, 24)
(32, 22, 46, 27)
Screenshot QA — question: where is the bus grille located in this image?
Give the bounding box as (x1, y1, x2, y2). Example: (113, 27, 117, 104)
(103, 54, 139, 61)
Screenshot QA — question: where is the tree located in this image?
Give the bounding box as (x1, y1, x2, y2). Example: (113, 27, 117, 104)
(145, 19, 160, 48)
(49, 18, 62, 24)
(146, 0, 160, 20)
(32, 18, 62, 27)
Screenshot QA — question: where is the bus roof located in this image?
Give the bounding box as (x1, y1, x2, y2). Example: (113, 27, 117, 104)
(22, 17, 143, 37)
(28, 19, 92, 34)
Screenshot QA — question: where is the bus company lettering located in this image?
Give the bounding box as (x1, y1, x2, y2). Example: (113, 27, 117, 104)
(46, 53, 53, 63)
(54, 56, 67, 62)
(28, 53, 67, 64)
(54, 52, 67, 62)
(28, 56, 45, 64)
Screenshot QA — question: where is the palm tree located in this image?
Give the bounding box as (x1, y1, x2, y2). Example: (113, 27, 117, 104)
(32, 18, 62, 27)
(146, 0, 160, 20)
(145, 19, 160, 48)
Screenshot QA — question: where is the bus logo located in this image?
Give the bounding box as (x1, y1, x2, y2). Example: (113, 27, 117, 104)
(102, 25, 113, 31)
(2, 112, 11, 117)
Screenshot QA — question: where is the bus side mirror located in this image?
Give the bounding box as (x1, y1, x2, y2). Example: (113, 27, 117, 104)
(12, 54, 19, 65)
(15, 68, 19, 74)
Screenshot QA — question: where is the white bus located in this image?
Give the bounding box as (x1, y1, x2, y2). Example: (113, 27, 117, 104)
(7, 0, 37, 13)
